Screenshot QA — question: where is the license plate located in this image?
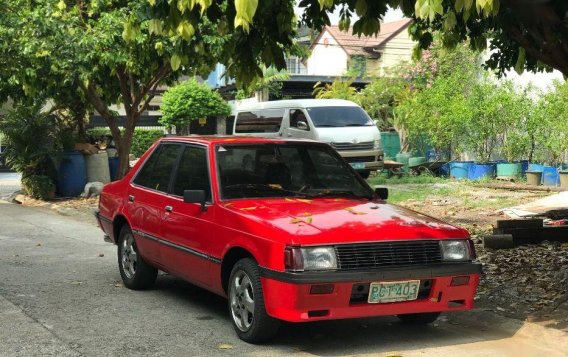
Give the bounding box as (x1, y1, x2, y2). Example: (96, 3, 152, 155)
(368, 280, 420, 304)
(350, 162, 365, 170)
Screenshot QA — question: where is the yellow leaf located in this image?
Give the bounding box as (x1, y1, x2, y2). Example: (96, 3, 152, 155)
(57, 0, 66, 10)
(240, 206, 257, 211)
(218, 344, 233, 350)
(296, 199, 312, 204)
(176, 20, 195, 41)
(148, 19, 162, 35)
(170, 54, 182, 71)
(224, 203, 234, 207)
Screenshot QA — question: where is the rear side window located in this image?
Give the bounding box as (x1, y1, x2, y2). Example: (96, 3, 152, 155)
(133, 144, 182, 192)
(172, 146, 212, 201)
(235, 109, 285, 133)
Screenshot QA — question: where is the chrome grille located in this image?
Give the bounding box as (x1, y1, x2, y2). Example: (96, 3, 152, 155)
(335, 241, 442, 270)
(331, 141, 374, 151)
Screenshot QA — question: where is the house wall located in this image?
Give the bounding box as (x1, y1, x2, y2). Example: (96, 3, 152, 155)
(307, 31, 349, 76)
(367, 28, 414, 76)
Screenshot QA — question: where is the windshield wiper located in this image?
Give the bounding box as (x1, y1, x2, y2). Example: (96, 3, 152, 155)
(224, 184, 316, 198)
(315, 190, 372, 199)
(344, 123, 372, 127)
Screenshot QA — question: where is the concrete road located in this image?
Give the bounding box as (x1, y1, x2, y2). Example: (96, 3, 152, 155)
(0, 201, 566, 357)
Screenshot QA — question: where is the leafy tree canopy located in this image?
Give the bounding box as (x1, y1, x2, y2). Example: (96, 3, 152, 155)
(160, 78, 231, 129)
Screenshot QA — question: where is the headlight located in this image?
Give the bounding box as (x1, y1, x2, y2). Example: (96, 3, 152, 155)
(285, 246, 337, 271)
(373, 139, 381, 149)
(440, 240, 471, 261)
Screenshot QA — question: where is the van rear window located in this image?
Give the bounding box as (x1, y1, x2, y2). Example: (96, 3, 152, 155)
(235, 109, 285, 133)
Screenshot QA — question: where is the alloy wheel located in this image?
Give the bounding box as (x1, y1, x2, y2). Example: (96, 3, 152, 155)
(230, 270, 255, 332)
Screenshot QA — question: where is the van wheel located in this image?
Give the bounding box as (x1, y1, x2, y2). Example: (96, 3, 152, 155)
(358, 170, 370, 179)
(397, 312, 441, 324)
(118, 226, 157, 290)
(228, 258, 280, 343)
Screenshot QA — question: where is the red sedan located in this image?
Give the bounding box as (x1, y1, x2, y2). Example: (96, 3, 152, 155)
(95, 136, 480, 343)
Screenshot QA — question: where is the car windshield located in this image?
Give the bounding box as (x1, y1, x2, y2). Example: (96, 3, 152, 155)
(306, 106, 374, 128)
(216, 143, 374, 200)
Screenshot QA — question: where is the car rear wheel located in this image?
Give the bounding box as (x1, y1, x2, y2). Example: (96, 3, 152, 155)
(397, 312, 441, 324)
(228, 258, 280, 343)
(118, 226, 157, 290)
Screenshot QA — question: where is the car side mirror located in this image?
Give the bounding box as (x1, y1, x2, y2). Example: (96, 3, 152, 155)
(297, 121, 309, 131)
(183, 190, 207, 211)
(374, 187, 388, 200)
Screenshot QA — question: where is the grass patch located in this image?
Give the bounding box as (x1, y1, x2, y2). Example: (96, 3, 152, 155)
(385, 184, 457, 204)
(368, 174, 445, 186)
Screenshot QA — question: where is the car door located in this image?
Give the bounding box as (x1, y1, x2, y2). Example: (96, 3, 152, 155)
(160, 144, 217, 287)
(283, 108, 314, 140)
(127, 143, 182, 267)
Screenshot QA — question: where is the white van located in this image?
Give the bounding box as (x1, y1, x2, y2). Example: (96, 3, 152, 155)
(232, 99, 384, 178)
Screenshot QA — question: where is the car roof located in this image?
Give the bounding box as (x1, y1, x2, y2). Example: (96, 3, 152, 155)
(232, 99, 359, 112)
(159, 135, 320, 146)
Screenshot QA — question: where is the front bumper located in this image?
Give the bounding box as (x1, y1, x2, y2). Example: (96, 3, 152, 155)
(337, 149, 384, 171)
(260, 262, 481, 322)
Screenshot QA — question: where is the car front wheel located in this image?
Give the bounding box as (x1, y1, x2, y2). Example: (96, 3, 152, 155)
(118, 226, 157, 290)
(228, 258, 280, 343)
(397, 312, 441, 324)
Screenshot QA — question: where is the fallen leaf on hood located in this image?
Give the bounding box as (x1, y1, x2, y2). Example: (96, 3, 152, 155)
(296, 199, 312, 204)
(344, 207, 367, 215)
(240, 206, 257, 211)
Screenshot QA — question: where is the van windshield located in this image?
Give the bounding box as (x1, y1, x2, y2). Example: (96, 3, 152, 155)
(306, 106, 374, 128)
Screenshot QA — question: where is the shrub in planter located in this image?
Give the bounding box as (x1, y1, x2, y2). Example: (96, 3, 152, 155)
(21, 175, 55, 200)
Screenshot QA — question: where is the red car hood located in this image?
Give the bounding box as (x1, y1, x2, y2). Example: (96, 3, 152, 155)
(220, 198, 469, 246)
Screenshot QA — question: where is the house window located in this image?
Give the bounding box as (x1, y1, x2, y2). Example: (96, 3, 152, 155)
(286, 56, 307, 75)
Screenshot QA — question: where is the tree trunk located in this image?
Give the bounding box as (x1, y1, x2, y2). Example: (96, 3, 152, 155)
(116, 113, 138, 178)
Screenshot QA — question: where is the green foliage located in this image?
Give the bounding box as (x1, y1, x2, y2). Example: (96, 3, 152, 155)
(87, 128, 164, 158)
(531, 80, 568, 165)
(21, 175, 55, 200)
(358, 74, 407, 130)
(0, 101, 58, 180)
(346, 56, 367, 78)
(159, 79, 230, 130)
(313, 78, 359, 102)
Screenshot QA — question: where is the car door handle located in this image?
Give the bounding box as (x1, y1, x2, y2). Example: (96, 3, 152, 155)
(128, 195, 135, 202)
(164, 205, 173, 213)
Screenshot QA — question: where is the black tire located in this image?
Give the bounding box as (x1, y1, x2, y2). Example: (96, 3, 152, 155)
(117, 225, 157, 290)
(228, 258, 280, 343)
(358, 170, 371, 179)
(397, 312, 441, 325)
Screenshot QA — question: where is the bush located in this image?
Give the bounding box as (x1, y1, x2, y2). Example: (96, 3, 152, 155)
(160, 78, 231, 132)
(86, 128, 163, 158)
(0, 101, 58, 179)
(22, 175, 55, 200)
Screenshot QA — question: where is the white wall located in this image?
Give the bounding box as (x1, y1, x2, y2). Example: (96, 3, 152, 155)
(306, 31, 349, 76)
(370, 28, 414, 76)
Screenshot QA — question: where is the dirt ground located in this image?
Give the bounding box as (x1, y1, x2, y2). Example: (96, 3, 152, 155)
(389, 181, 568, 331)
(15, 180, 568, 332)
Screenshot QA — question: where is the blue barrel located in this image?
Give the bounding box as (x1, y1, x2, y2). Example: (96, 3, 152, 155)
(518, 160, 529, 175)
(57, 151, 86, 197)
(468, 163, 496, 180)
(528, 163, 545, 172)
(439, 163, 450, 176)
(542, 166, 560, 186)
(108, 157, 120, 181)
(450, 162, 473, 179)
